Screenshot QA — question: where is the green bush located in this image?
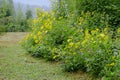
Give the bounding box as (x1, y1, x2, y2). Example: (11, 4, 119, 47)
(77, 0, 120, 30)
(0, 25, 6, 34)
(62, 28, 120, 78)
(21, 6, 120, 80)
(77, 12, 109, 30)
(53, 0, 120, 30)
(21, 11, 78, 61)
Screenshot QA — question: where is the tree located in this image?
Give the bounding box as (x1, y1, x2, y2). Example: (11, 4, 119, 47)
(0, 7, 6, 18)
(16, 3, 25, 21)
(26, 5, 33, 19)
(7, 0, 16, 17)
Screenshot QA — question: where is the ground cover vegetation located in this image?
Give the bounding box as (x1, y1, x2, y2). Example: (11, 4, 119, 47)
(21, 0, 120, 79)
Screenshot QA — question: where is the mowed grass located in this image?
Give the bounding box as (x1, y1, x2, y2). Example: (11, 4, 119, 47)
(0, 32, 94, 80)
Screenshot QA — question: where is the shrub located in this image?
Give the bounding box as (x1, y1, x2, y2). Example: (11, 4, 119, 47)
(21, 9, 120, 79)
(53, 0, 120, 30)
(22, 10, 77, 61)
(0, 25, 6, 34)
(62, 28, 120, 78)
(76, 12, 109, 30)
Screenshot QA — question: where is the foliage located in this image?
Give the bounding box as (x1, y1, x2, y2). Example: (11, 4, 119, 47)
(52, 0, 120, 30)
(76, 0, 120, 29)
(21, 0, 120, 79)
(76, 12, 109, 30)
(26, 9, 33, 19)
(21, 9, 120, 79)
(22, 9, 73, 61)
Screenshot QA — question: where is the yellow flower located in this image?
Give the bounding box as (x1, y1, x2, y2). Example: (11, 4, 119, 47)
(30, 34, 33, 37)
(38, 31, 41, 36)
(52, 48, 57, 54)
(46, 25, 52, 30)
(42, 14, 45, 17)
(93, 41, 96, 44)
(38, 18, 42, 22)
(75, 45, 78, 48)
(91, 30, 96, 35)
(53, 55, 60, 60)
(39, 35, 43, 39)
(78, 22, 82, 25)
(69, 42, 74, 47)
(91, 38, 94, 41)
(75, 42, 80, 48)
(117, 28, 120, 33)
(59, 16, 63, 19)
(45, 30, 48, 34)
(73, 52, 76, 55)
(25, 35, 29, 40)
(82, 40, 87, 45)
(104, 28, 108, 32)
(107, 62, 115, 67)
(67, 39, 71, 42)
(65, 60, 69, 63)
(63, 52, 66, 55)
(85, 29, 91, 39)
(99, 40, 102, 43)
(104, 35, 109, 40)
(47, 18, 51, 22)
(40, 26, 44, 29)
(110, 62, 115, 66)
(64, 47, 67, 50)
(33, 35, 37, 39)
(33, 19, 37, 24)
(112, 56, 115, 60)
(53, 18, 56, 21)
(91, 29, 98, 35)
(96, 28, 99, 31)
(53, 55, 57, 59)
(99, 33, 105, 38)
(35, 40, 39, 44)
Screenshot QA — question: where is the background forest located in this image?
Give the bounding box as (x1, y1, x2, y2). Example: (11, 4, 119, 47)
(0, 0, 33, 32)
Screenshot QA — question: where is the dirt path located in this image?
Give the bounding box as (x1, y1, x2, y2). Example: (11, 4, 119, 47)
(0, 32, 92, 80)
(0, 32, 27, 44)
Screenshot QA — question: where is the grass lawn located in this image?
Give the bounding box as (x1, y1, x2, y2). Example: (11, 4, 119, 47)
(0, 32, 94, 80)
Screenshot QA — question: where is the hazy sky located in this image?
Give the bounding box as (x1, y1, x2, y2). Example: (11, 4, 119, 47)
(13, 0, 51, 7)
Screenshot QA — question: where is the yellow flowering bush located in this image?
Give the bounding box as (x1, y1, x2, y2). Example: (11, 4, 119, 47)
(21, 9, 120, 79)
(22, 9, 78, 61)
(62, 27, 120, 78)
